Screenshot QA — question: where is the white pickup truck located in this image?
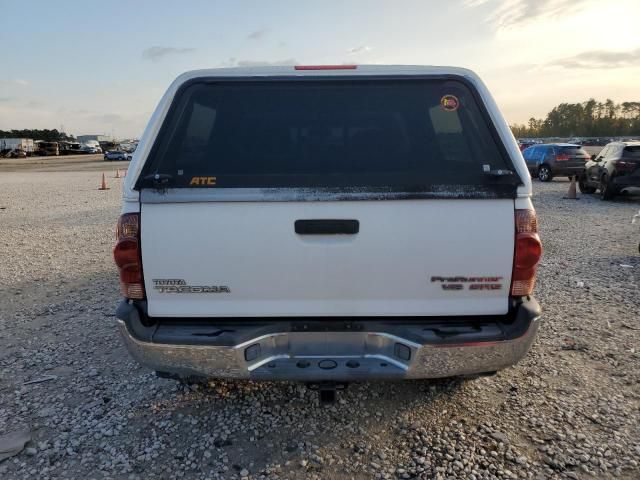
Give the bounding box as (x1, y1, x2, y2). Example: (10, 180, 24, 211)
(114, 65, 542, 392)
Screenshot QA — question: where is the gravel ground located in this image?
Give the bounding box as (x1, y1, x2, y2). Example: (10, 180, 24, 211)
(0, 171, 639, 480)
(0, 155, 127, 172)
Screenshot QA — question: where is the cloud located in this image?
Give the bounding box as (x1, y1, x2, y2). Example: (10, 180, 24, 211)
(347, 45, 372, 55)
(0, 78, 29, 86)
(142, 46, 195, 61)
(89, 113, 124, 123)
(547, 48, 640, 69)
(247, 28, 269, 40)
(465, 0, 593, 28)
(219, 57, 299, 68)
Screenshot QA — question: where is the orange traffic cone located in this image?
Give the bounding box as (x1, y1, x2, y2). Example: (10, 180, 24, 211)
(99, 173, 110, 190)
(563, 175, 578, 199)
(115, 169, 121, 179)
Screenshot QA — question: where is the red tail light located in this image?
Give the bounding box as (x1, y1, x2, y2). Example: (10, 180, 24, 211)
(555, 154, 569, 161)
(511, 210, 542, 296)
(614, 160, 636, 172)
(113, 213, 145, 299)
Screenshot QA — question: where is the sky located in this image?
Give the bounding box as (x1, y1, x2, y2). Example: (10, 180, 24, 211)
(1, 0, 639, 139)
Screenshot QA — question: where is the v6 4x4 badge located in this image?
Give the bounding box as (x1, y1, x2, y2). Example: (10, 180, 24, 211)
(431, 276, 502, 291)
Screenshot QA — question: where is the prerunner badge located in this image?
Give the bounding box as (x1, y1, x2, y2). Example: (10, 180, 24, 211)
(440, 94, 459, 112)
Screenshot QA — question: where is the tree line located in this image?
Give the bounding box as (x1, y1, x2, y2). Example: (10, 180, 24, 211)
(0, 129, 75, 142)
(511, 99, 640, 138)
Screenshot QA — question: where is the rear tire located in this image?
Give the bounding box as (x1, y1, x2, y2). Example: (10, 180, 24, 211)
(538, 165, 552, 182)
(600, 174, 615, 200)
(578, 174, 596, 194)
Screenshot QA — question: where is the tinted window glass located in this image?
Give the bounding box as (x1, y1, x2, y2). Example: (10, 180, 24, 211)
(530, 147, 542, 161)
(522, 147, 534, 160)
(558, 146, 588, 156)
(623, 145, 640, 158)
(140, 79, 518, 193)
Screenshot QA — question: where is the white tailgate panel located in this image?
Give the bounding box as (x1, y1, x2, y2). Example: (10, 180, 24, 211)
(142, 200, 514, 317)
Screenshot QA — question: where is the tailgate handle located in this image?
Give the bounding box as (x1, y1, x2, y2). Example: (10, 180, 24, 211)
(295, 219, 359, 235)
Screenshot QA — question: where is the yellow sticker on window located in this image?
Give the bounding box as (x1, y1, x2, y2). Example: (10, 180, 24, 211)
(189, 176, 217, 186)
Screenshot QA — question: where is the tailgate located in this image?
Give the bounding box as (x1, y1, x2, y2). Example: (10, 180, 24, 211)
(142, 199, 514, 317)
(558, 145, 589, 168)
(136, 75, 522, 318)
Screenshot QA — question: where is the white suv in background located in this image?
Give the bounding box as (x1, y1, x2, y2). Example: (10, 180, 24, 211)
(113, 65, 542, 395)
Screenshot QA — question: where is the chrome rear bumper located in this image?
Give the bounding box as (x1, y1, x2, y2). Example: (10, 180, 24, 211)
(116, 299, 541, 381)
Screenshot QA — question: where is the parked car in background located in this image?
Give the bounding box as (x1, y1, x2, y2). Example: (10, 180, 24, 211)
(0, 148, 27, 158)
(104, 151, 128, 161)
(522, 143, 590, 182)
(0, 138, 35, 156)
(36, 141, 59, 156)
(518, 140, 536, 152)
(579, 141, 640, 200)
(59, 141, 83, 155)
(581, 138, 609, 147)
(125, 152, 133, 161)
